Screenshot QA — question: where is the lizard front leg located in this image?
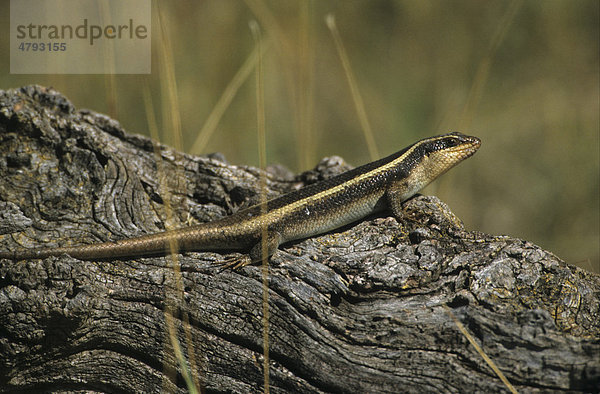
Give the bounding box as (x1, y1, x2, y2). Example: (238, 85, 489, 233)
(386, 184, 411, 220)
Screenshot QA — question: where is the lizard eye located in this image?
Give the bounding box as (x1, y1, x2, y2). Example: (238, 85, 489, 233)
(445, 138, 461, 148)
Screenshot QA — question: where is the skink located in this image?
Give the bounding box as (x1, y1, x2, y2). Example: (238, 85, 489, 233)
(0, 132, 481, 267)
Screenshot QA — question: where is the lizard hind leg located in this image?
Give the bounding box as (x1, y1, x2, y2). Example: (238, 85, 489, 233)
(216, 232, 282, 271)
(217, 254, 253, 272)
(248, 232, 282, 266)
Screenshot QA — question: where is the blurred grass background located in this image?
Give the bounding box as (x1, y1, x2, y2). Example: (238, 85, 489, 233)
(1, 0, 598, 273)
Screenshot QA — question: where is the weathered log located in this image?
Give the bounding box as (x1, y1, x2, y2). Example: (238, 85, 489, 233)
(0, 85, 598, 393)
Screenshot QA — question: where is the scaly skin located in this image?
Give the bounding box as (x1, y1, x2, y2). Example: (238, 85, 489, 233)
(0, 132, 481, 267)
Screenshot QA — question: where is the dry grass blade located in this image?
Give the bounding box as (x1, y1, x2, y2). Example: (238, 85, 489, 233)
(444, 305, 518, 394)
(459, 0, 523, 130)
(190, 38, 271, 155)
(154, 3, 202, 392)
(326, 13, 379, 161)
(98, 1, 118, 119)
(250, 19, 271, 394)
(297, 0, 316, 170)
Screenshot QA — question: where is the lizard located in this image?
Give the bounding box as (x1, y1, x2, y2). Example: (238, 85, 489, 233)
(0, 132, 481, 267)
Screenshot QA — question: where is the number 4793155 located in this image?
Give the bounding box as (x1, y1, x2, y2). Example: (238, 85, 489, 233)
(18, 42, 67, 51)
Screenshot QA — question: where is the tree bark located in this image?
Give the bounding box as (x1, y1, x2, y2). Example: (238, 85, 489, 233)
(0, 85, 598, 393)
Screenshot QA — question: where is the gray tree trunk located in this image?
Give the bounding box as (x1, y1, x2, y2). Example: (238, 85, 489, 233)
(0, 86, 598, 393)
